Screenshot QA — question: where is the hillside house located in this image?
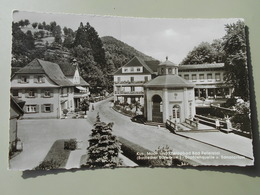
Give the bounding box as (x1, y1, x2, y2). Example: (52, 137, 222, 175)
(10, 59, 90, 118)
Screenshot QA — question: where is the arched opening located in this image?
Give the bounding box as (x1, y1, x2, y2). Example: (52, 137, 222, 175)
(152, 95, 163, 123)
(172, 104, 180, 123)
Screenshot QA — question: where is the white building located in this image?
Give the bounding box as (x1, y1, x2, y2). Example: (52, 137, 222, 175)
(10, 59, 90, 118)
(144, 58, 196, 123)
(113, 56, 159, 105)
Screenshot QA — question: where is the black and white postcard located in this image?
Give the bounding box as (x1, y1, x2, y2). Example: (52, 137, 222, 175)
(9, 11, 254, 170)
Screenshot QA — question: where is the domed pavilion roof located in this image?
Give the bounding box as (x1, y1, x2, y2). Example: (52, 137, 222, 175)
(158, 57, 178, 67)
(144, 74, 194, 88)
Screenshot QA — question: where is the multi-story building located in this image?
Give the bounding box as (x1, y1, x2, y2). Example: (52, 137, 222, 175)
(113, 56, 232, 107)
(10, 59, 90, 118)
(113, 56, 159, 105)
(178, 63, 232, 102)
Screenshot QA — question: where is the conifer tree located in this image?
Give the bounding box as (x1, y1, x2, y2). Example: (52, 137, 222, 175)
(85, 113, 122, 168)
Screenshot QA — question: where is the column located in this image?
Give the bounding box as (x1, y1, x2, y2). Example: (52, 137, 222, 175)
(163, 88, 169, 123)
(183, 88, 188, 122)
(205, 88, 208, 99)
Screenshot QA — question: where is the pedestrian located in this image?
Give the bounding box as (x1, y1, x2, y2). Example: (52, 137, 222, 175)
(215, 119, 220, 130)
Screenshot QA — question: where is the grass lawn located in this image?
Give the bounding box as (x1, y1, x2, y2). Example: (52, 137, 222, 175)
(35, 139, 71, 170)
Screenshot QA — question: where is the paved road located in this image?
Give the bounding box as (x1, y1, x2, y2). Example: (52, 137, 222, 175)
(86, 97, 254, 166)
(10, 97, 254, 170)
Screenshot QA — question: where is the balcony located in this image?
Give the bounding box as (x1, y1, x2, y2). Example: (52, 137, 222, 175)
(114, 91, 144, 95)
(114, 80, 147, 86)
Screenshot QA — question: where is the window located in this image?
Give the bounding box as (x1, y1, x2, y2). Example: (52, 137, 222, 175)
(26, 105, 37, 113)
(207, 73, 212, 80)
(117, 77, 121, 82)
(168, 68, 172, 74)
(131, 86, 135, 92)
(124, 68, 128, 72)
(192, 74, 197, 81)
(130, 77, 134, 82)
(12, 89, 19, 97)
(45, 105, 51, 112)
(172, 105, 180, 119)
(42, 104, 53, 113)
(161, 68, 164, 74)
(44, 90, 51, 97)
(137, 68, 141, 72)
(20, 76, 29, 83)
(145, 76, 148, 82)
(184, 74, 189, 80)
(34, 76, 45, 83)
(215, 73, 221, 81)
(130, 67, 134, 72)
(28, 90, 36, 97)
(199, 74, 204, 80)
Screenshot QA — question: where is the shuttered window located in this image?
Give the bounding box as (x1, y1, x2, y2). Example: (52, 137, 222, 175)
(24, 105, 39, 113)
(41, 104, 53, 113)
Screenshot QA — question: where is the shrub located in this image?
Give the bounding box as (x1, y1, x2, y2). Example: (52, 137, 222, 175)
(35, 159, 61, 170)
(118, 137, 191, 167)
(64, 139, 77, 150)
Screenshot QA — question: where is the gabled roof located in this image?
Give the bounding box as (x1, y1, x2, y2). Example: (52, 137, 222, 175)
(59, 63, 76, 76)
(179, 63, 224, 70)
(144, 74, 194, 88)
(145, 60, 160, 72)
(114, 56, 155, 75)
(79, 76, 90, 86)
(10, 96, 25, 115)
(15, 59, 73, 87)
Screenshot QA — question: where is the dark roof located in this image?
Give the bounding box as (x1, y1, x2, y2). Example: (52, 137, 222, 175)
(144, 74, 194, 88)
(179, 63, 224, 70)
(16, 59, 73, 87)
(59, 63, 76, 76)
(145, 60, 160, 72)
(79, 76, 90, 86)
(16, 60, 45, 74)
(10, 96, 25, 115)
(114, 56, 155, 75)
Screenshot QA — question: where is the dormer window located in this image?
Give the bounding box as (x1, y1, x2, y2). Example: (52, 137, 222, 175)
(20, 76, 29, 83)
(137, 68, 141, 72)
(124, 68, 128, 72)
(130, 67, 134, 72)
(34, 76, 45, 83)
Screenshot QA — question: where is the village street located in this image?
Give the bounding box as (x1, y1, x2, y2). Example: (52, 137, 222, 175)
(10, 97, 254, 170)
(87, 97, 254, 166)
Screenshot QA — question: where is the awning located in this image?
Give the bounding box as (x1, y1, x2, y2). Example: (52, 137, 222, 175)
(76, 86, 87, 91)
(60, 100, 68, 104)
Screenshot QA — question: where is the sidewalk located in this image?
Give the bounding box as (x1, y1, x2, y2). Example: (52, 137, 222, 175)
(176, 131, 254, 159)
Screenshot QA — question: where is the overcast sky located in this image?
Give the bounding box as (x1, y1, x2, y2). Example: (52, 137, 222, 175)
(13, 11, 241, 64)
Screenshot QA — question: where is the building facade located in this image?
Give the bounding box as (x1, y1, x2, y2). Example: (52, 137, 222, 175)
(113, 57, 232, 108)
(113, 56, 159, 105)
(178, 63, 232, 102)
(144, 58, 195, 123)
(10, 59, 90, 119)
(9, 96, 24, 155)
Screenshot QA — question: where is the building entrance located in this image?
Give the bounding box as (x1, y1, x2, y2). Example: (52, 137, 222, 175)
(172, 104, 180, 123)
(152, 95, 163, 123)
